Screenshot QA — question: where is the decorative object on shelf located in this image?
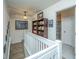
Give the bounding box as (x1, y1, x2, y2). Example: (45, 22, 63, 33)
(48, 20, 53, 27)
(37, 12, 43, 20)
(15, 20, 28, 30)
(23, 11, 28, 20)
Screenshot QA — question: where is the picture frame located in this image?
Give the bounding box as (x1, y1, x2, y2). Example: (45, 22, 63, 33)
(4, 44, 6, 54)
(5, 35, 7, 42)
(15, 20, 28, 30)
(7, 21, 10, 34)
(48, 20, 53, 27)
(37, 12, 43, 20)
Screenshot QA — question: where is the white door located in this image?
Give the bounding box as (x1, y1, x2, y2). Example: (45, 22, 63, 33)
(61, 15, 75, 47)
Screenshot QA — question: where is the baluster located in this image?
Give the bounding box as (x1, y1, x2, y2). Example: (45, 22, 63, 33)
(31, 37, 33, 54)
(53, 54, 55, 59)
(40, 41, 41, 51)
(29, 35, 31, 51)
(34, 38, 36, 53)
(26, 35, 27, 45)
(38, 40, 39, 51)
(33, 37, 35, 54)
(33, 36, 35, 54)
(42, 43, 45, 50)
(35, 39, 37, 52)
(28, 37, 30, 48)
(30, 36, 32, 53)
(44, 44, 46, 49)
(29, 36, 30, 51)
(37, 39, 39, 52)
(42, 42, 43, 50)
(32, 37, 34, 54)
(36, 39, 38, 52)
(37, 39, 38, 52)
(46, 45, 48, 48)
(38, 40, 40, 51)
(41, 42, 42, 50)
(27, 35, 29, 48)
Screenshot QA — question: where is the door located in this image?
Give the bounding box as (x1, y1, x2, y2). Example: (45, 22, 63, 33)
(62, 15, 75, 47)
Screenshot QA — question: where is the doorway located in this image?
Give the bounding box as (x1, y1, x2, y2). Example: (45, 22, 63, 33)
(56, 6, 75, 59)
(56, 12, 61, 40)
(56, 6, 75, 47)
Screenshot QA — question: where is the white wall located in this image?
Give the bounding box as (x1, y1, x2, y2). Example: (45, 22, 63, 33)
(10, 15, 32, 44)
(3, 0, 9, 45)
(31, 0, 75, 41)
(3, 0, 10, 59)
(10, 0, 75, 44)
(28, 17, 32, 32)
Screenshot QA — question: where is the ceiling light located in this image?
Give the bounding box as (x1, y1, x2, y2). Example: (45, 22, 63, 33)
(23, 11, 27, 19)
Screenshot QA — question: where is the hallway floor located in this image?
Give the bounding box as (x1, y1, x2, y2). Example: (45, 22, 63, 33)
(62, 44, 75, 59)
(10, 42, 25, 59)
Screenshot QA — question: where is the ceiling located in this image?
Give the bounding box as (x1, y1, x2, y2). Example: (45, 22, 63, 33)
(6, 0, 60, 17)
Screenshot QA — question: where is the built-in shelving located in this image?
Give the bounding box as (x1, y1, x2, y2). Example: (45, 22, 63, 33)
(32, 18, 48, 38)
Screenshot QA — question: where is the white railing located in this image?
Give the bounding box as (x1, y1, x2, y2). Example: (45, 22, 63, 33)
(24, 32, 62, 59)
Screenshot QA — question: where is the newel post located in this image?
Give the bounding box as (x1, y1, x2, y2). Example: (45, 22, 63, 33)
(55, 40, 62, 59)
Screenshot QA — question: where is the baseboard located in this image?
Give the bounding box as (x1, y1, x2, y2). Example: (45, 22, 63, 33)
(11, 41, 22, 44)
(63, 43, 75, 48)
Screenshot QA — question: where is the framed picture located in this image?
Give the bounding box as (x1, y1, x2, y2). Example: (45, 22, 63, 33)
(4, 44, 6, 54)
(15, 20, 28, 30)
(7, 21, 10, 34)
(48, 20, 53, 27)
(37, 12, 43, 20)
(5, 35, 7, 42)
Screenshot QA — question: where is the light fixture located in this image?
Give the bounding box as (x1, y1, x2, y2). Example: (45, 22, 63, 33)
(23, 11, 27, 19)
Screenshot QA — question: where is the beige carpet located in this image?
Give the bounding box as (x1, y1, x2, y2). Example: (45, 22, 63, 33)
(10, 42, 25, 59)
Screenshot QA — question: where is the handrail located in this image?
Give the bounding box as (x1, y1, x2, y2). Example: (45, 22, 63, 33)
(25, 44, 57, 59)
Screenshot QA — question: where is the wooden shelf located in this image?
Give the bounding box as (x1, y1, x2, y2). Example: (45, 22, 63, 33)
(33, 24, 37, 26)
(38, 30, 44, 32)
(38, 18, 43, 21)
(32, 18, 48, 38)
(38, 25, 44, 26)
